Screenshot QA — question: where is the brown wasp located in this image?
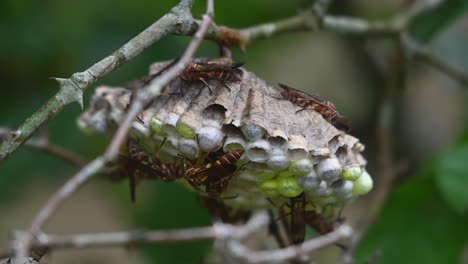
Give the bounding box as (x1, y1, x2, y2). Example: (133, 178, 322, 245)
(180, 58, 244, 94)
(114, 139, 186, 202)
(278, 83, 351, 132)
(290, 193, 306, 244)
(284, 193, 343, 245)
(185, 149, 244, 198)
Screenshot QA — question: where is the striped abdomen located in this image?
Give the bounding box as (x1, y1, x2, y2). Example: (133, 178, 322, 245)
(290, 193, 306, 244)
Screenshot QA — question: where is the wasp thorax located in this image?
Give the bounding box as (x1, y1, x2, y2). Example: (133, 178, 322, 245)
(78, 60, 371, 212)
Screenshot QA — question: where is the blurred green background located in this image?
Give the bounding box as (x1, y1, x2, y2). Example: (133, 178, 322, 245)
(0, 0, 467, 263)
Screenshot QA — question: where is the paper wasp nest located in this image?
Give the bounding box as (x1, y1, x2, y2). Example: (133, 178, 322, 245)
(78, 60, 372, 215)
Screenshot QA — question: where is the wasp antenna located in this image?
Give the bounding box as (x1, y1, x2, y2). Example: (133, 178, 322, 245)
(233, 62, 245, 68)
(295, 108, 307, 114)
(159, 137, 167, 149)
(200, 78, 213, 94)
(277, 83, 293, 91)
(136, 115, 145, 124)
(333, 116, 352, 132)
(220, 81, 232, 91)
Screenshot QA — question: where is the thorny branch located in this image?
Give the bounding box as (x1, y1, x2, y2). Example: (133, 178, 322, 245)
(14, 0, 214, 259)
(0, 0, 197, 163)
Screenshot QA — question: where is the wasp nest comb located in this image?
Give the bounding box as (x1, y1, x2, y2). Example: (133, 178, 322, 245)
(78, 59, 372, 214)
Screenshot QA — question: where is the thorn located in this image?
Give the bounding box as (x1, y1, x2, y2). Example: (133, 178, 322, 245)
(76, 92, 84, 110)
(52, 77, 85, 109)
(50, 77, 67, 85)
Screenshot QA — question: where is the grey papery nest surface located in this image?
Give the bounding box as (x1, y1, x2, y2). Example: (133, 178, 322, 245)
(78, 60, 373, 216)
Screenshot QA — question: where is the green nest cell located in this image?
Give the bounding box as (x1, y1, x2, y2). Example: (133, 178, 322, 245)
(277, 177, 303, 198)
(259, 180, 279, 197)
(150, 117, 167, 136)
(352, 170, 373, 195)
(176, 122, 197, 139)
(289, 158, 314, 177)
(340, 167, 362, 181)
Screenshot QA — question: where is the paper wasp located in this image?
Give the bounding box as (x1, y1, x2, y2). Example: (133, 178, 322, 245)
(184, 149, 244, 198)
(286, 193, 342, 245)
(278, 83, 351, 132)
(113, 139, 186, 202)
(180, 58, 244, 94)
(290, 193, 306, 244)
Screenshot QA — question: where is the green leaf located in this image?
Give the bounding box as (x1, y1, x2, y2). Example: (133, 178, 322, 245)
(356, 172, 468, 264)
(409, 0, 468, 43)
(437, 145, 468, 215)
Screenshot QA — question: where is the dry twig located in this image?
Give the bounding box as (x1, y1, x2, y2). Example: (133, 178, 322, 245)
(0, 128, 87, 168)
(2, 212, 351, 264)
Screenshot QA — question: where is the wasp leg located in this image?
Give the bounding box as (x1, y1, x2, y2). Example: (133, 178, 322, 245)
(268, 210, 289, 248)
(199, 78, 213, 94)
(295, 107, 307, 114)
(219, 80, 232, 91)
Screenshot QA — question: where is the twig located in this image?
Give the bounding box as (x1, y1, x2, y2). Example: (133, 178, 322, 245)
(14, 0, 215, 259)
(1, 212, 266, 259)
(198, 0, 468, 88)
(401, 33, 468, 87)
(0, 257, 39, 264)
(0, 128, 87, 168)
(1, 227, 216, 258)
(2, 213, 350, 264)
(0, 0, 196, 163)
(224, 225, 353, 264)
(27, 138, 88, 168)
